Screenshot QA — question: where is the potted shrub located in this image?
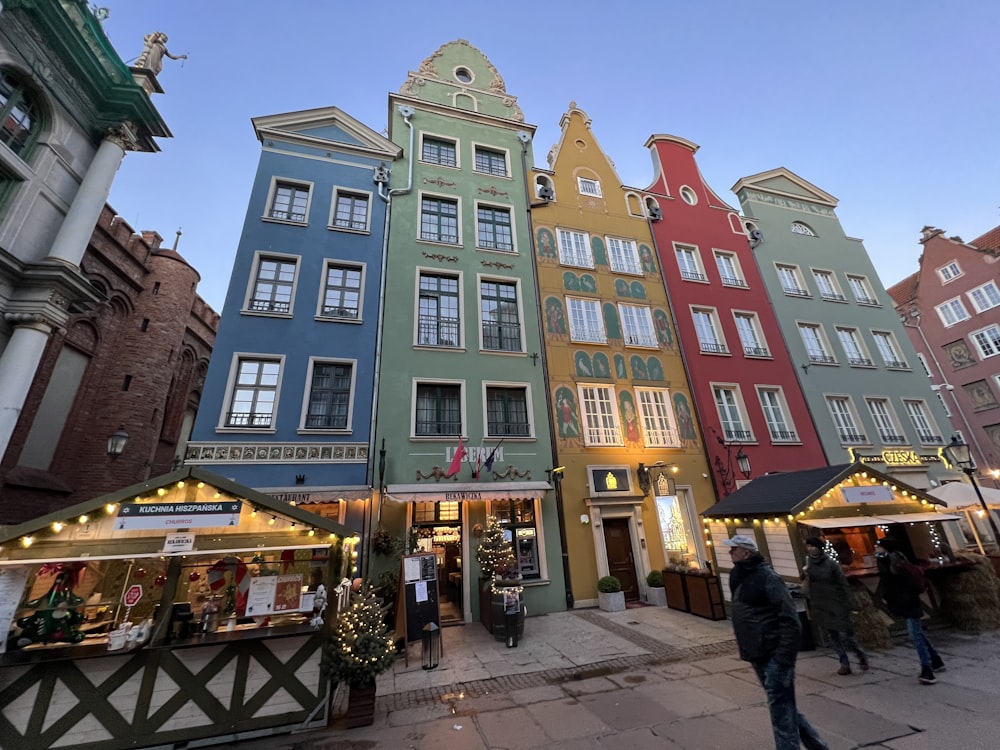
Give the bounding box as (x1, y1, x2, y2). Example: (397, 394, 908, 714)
(597, 575, 625, 612)
(646, 569, 667, 606)
(323, 584, 397, 728)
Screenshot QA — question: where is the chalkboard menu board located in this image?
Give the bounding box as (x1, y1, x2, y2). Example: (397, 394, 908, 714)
(395, 552, 441, 645)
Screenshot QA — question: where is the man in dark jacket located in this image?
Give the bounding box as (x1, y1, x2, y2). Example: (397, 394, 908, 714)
(802, 536, 868, 675)
(724, 534, 829, 750)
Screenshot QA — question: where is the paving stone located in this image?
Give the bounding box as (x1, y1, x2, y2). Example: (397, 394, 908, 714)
(685, 672, 766, 707)
(475, 705, 548, 750)
(526, 697, 611, 741)
(576, 689, 675, 731)
(596, 726, 683, 749)
(652, 714, 761, 749)
(797, 692, 918, 746)
(635, 680, 737, 718)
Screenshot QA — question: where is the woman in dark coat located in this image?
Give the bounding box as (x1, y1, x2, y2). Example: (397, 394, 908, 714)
(802, 537, 868, 675)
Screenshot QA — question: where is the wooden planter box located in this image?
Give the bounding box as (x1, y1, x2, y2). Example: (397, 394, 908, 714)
(684, 574, 726, 620)
(663, 570, 689, 612)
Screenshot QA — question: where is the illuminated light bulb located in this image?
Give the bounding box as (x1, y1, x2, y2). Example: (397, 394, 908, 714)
(787, 515, 794, 521)
(891, 486, 898, 492)
(861, 472, 868, 478)
(268, 516, 276, 525)
(289, 501, 297, 507)
(774, 518, 780, 524)
(329, 533, 336, 540)
(290, 522, 296, 529)
(753, 518, 760, 525)
(157, 488, 166, 496)
(177, 481, 185, 488)
(706, 540, 712, 546)
(250, 509, 257, 517)
(78, 514, 88, 524)
(135, 496, 142, 502)
(213, 492, 221, 499)
(308, 529, 315, 537)
(197, 482, 205, 488)
(106, 503, 117, 514)
(22, 536, 33, 548)
(51, 522, 64, 533)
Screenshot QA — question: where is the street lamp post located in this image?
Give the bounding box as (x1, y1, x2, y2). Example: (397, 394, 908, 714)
(943, 436, 1000, 551)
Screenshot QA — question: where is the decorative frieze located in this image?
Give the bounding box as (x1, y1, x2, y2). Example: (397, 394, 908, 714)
(737, 189, 836, 217)
(185, 442, 368, 464)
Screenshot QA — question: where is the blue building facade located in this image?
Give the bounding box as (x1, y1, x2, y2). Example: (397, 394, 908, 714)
(187, 108, 400, 532)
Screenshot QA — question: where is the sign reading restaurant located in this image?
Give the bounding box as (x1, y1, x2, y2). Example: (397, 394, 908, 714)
(850, 448, 942, 468)
(116, 501, 243, 530)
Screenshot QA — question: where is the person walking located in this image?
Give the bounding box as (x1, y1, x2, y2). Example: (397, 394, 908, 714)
(724, 534, 829, 750)
(802, 536, 869, 675)
(874, 537, 945, 684)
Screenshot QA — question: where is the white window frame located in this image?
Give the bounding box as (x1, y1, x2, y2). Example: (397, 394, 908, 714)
(935, 297, 971, 327)
(607, 236, 642, 275)
(577, 176, 603, 197)
(714, 250, 747, 288)
(578, 384, 622, 446)
(757, 386, 797, 443)
(478, 275, 524, 353)
(872, 330, 907, 369)
(328, 186, 373, 233)
(692, 307, 728, 354)
(416, 270, 462, 348)
(635, 388, 680, 447)
(836, 326, 873, 367)
(903, 399, 942, 445)
(674, 244, 707, 282)
(733, 311, 769, 357)
(486, 497, 547, 581)
(935, 390, 952, 418)
(798, 322, 836, 364)
(847, 274, 879, 305)
(418, 191, 462, 245)
(263, 177, 313, 225)
(412, 378, 466, 438)
(791, 221, 816, 236)
(712, 383, 753, 443)
(812, 269, 845, 302)
(826, 395, 866, 444)
(244, 252, 299, 316)
(970, 324, 1000, 359)
(968, 281, 1000, 313)
(619, 304, 658, 348)
(865, 397, 905, 445)
(475, 201, 515, 252)
(776, 264, 809, 296)
(483, 381, 533, 438)
(419, 132, 460, 168)
(317, 260, 365, 321)
(300, 357, 357, 433)
(219, 354, 285, 432)
(472, 142, 510, 178)
(916, 352, 932, 378)
(936, 261, 962, 283)
(557, 228, 594, 268)
(567, 297, 607, 344)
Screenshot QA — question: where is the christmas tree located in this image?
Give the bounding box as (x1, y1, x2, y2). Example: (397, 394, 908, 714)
(476, 515, 515, 579)
(324, 584, 396, 688)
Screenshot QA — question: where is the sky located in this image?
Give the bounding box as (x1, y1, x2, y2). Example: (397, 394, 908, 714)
(100, 2, 1000, 312)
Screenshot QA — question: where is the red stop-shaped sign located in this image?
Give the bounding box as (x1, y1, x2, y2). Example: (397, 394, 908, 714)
(124, 584, 143, 607)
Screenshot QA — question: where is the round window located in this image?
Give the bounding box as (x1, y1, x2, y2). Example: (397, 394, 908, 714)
(680, 186, 697, 205)
(455, 67, 473, 83)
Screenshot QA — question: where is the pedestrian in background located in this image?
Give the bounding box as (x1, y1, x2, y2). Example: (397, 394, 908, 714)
(724, 534, 830, 750)
(874, 537, 944, 684)
(802, 536, 869, 675)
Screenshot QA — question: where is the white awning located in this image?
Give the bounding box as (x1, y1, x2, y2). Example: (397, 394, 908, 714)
(878, 512, 962, 524)
(802, 513, 961, 529)
(929, 481, 1000, 510)
(386, 481, 551, 503)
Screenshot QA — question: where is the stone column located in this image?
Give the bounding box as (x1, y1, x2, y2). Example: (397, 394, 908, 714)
(46, 126, 135, 266)
(0, 316, 53, 460)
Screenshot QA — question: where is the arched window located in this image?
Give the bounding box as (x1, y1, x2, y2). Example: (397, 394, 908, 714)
(790, 221, 816, 237)
(0, 70, 42, 157)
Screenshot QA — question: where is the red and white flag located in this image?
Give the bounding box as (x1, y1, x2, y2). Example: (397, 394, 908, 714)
(447, 436, 466, 476)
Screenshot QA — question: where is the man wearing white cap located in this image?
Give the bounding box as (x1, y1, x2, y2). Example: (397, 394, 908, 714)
(723, 534, 829, 750)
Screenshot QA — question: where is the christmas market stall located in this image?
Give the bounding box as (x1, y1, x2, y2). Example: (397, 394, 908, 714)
(0, 466, 355, 750)
(702, 462, 969, 630)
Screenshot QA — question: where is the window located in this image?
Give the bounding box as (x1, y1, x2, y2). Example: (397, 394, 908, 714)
(675, 245, 706, 281)
(937, 261, 962, 283)
(0, 70, 41, 156)
(486, 386, 530, 436)
(476, 205, 513, 251)
(607, 237, 642, 275)
(320, 263, 362, 319)
(713, 385, 751, 442)
(679, 186, 698, 205)
(421, 136, 457, 167)
(418, 273, 460, 347)
(865, 398, 905, 444)
(758, 388, 797, 442)
(827, 396, 866, 444)
(791, 222, 816, 236)
(904, 400, 942, 444)
(489, 499, 542, 580)
(226, 358, 281, 428)
(480, 280, 521, 351)
(420, 196, 459, 244)
(847, 275, 878, 305)
(916, 353, 932, 378)
(557, 229, 594, 268)
(969, 281, 1000, 313)
(304, 361, 353, 429)
(267, 180, 310, 223)
(935, 297, 970, 327)
(566, 297, 606, 343)
(248, 256, 296, 314)
(798, 323, 835, 364)
(474, 146, 508, 177)
(693, 308, 728, 354)
(734, 313, 769, 357)
(619, 304, 657, 347)
(935, 391, 952, 418)
(872, 331, 907, 368)
(415, 383, 462, 436)
(714, 251, 747, 287)
(577, 177, 602, 197)
(635, 388, 679, 447)
(579, 385, 621, 445)
(777, 264, 809, 296)
(836, 327, 872, 367)
(331, 190, 370, 231)
(813, 270, 845, 301)
(971, 325, 1000, 359)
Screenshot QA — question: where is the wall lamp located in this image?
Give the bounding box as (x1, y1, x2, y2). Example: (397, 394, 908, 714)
(637, 461, 678, 497)
(545, 466, 565, 484)
(714, 436, 751, 497)
(107, 426, 129, 458)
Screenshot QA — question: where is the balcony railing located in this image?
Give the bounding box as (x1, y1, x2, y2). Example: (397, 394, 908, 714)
(879, 432, 907, 444)
(770, 429, 798, 442)
(700, 342, 729, 354)
(743, 345, 770, 357)
(418, 315, 460, 347)
(625, 333, 659, 347)
(570, 326, 607, 344)
(680, 269, 707, 282)
(720, 276, 748, 288)
(847, 357, 874, 367)
(226, 412, 272, 428)
(837, 430, 867, 444)
(483, 323, 522, 351)
(249, 299, 291, 313)
(322, 305, 359, 319)
(723, 429, 753, 442)
(820, 292, 846, 302)
(918, 433, 944, 444)
(488, 422, 531, 437)
(807, 354, 837, 364)
(884, 359, 908, 369)
(305, 414, 348, 429)
(782, 286, 811, 296)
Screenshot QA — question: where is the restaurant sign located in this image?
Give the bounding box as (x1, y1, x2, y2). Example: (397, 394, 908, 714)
(116, 501, 243, 530)
(851, 447, 942, 467)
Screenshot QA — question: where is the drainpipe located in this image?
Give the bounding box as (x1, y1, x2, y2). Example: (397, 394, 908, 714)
(519, 133, 573, 609)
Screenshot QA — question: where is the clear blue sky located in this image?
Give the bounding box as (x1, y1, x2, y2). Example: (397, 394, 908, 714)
(102, 2, 1000, 312)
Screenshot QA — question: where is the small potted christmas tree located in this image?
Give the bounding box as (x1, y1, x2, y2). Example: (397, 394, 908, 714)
(323, 584, 396, 728)
(476, 516, 520, 636)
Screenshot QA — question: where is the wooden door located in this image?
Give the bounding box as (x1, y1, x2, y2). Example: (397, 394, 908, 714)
(603, 518, 639, 601)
